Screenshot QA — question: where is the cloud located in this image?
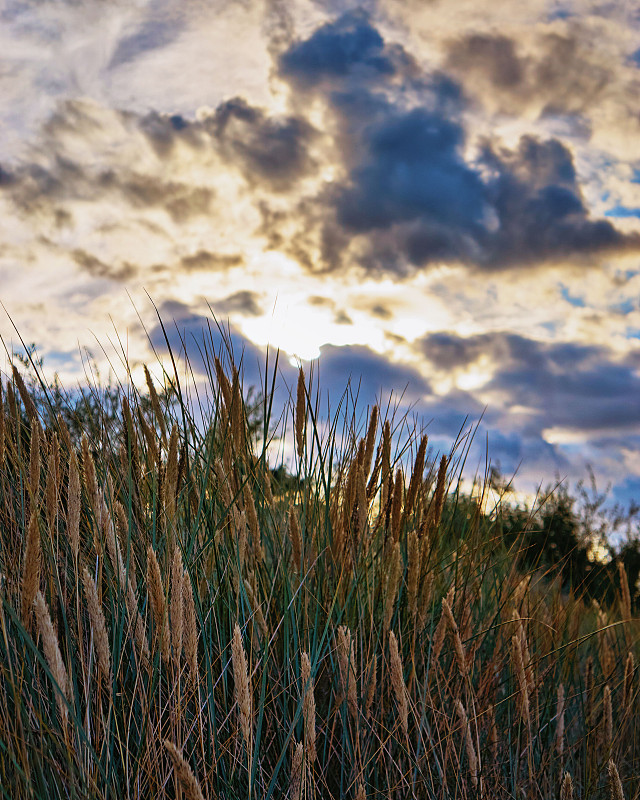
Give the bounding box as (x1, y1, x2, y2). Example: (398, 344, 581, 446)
(317, 342, 431, 404)
(213, 290, 264, 317)
(180, 251, 244, 271)
(72, 249, 137, 281)
(205, 97, 316, 190)
(274, 14, 640, 275)
(419, 330, 640, 434)
(444, 29, 614, 117)
(279, 10, 403, 87)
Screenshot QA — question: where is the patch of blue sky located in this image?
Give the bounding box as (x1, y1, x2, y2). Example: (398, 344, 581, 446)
(610, 299, 635, 315)
(604, 205, 640, 219)
(559, 283, 585, 308)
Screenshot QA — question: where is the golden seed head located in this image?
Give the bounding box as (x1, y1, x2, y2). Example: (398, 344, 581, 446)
(388, 630, 408, 736)
(82, 566, 112, 681)
(560, 772, 574, 800)
(21, 512, 41, 628)
(163, 740, 206, 800)
(34, 590, 69, 724)
(607, 760, 625, 800)
(232, 623, 252, 750)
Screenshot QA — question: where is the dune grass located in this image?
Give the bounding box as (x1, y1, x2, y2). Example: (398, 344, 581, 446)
(0, 329, 638, 799)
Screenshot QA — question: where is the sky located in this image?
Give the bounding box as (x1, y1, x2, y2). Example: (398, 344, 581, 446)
(1, 0, 640, 508)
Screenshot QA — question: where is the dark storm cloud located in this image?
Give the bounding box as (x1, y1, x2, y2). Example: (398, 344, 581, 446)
(329, 112, 635, 271)
(334, 106, 486, 233)
(419, 330, 640, 433)
(474, 135, 635, 269)
(275, 14, 640, 275)
(149, 300, 274, 384)
(279, 10, 402, 87)
(317, 343, 431, 403)
(205, 97, 315, 191)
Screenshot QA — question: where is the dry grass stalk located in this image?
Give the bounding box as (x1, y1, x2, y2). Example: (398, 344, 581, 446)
(147, 546, 170, 663)
(617, 561, 632, 622)
(407, 530, 420, 623)
(6, 381, 17, 429)
(29, 420, 41, 503)
(230, 369, 246, 451)
(337, 625, 358, 720)
(362, 404, 378, 479)
(214, 459, 232, 509)
(13, 365, 37, 421)
(442, 597, 468, 681)
(416, 564, 434, 634)
(182, 567, 199, 678)
(391, 469, 403, 543)
(243, 577, 268, 640)
(487, 704, 498, 763)
(21, 512, 41, 628)
(455, 698, 478, 789)
(623, 651, 634, 713)
(110, 512, 149, 661)
(388, 631, 408, 736)
(289, 504, 302, 573)
(355, 465, 368, 547)
(355, 782, 366, 800)
(512, 633, 531, 730)
(406, 434, 427, 518)
(0, 383, 5, 466)
(138, 409, 159, 468)
(214, 356, 232, 410)
(81, 566, 112, 681)
(584, 655, 594, 729)
(45, 445, 58, 532)
(232, 623, 253, 751)
(560, 771, 574, 800)
(34, 590, 69, 725)
(431, 589, 453, 665)
(556, 683, 565, 760)
(163, 740, 206, 800)
(164, 424, 179, 533)
(301, 651, 317, 763)
(380, 420, 391, 510)
(295, 367, 306, 460)
(171, 547, 184, 665)
(383, 542, 401, 633)
(144, 364, 167, 446)
(290, 741, 304, 800)
(243, 483, 264, 563)
(81, 434, 99, 518)
(365, 654, 376, 720)
(607, 759, 625, 800)
(603, 684, 613, 753)
(425, 455, 447, 536)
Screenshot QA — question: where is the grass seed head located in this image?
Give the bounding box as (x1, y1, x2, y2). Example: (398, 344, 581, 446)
(163, 740, 206, 800)
(82, 566, 112, 681)
(232, 623, 252, 751)
(21, 512, 41, 628)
